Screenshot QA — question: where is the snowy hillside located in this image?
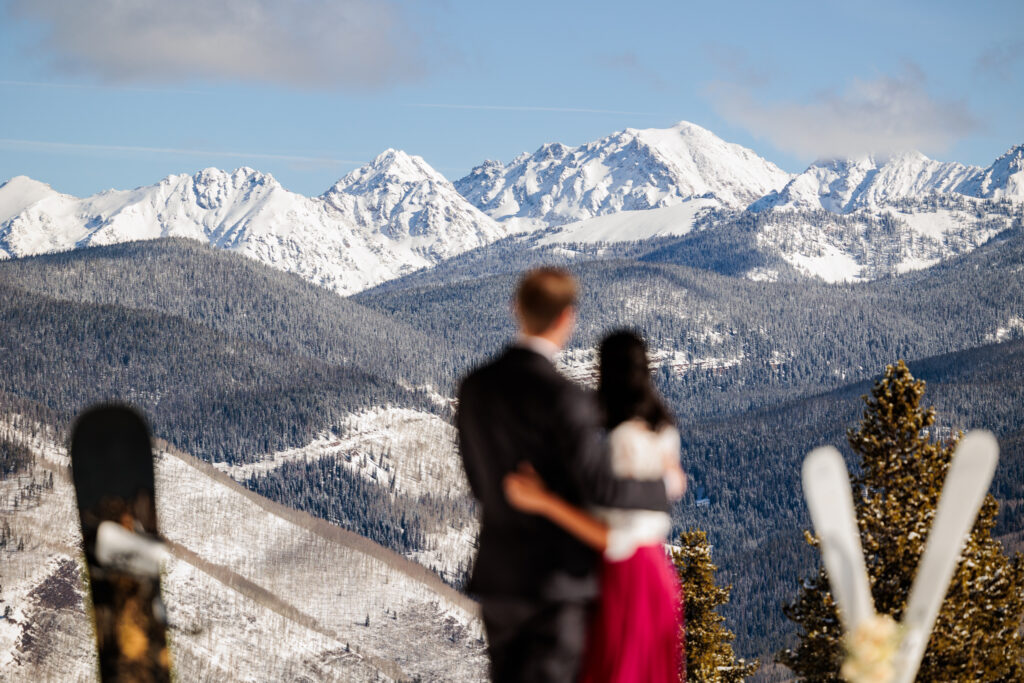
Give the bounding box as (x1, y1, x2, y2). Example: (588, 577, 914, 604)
(750, 151, 979, 214)
(217, 406, 477, 586)
(0, 416, 486, 682)
(0, 151, 506, 296)
(455, 120, 791, 230)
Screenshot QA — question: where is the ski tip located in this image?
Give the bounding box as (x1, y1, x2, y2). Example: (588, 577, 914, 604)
(951, 430, 999, 481)
(802, 446, 845, 489)
(957, 429, 999, 459)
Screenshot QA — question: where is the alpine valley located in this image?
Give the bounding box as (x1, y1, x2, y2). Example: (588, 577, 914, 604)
(1, 121, 1022, 681)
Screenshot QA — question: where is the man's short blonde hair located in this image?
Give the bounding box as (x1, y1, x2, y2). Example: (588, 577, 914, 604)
(514, 267, 578, 335)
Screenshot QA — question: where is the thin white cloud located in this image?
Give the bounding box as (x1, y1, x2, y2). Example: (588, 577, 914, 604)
(408, 103, 663, 116)
(0, 79, 204, 95)
(702, 43, 771, 88)
(7, 0, 426, 88)
(975, 40, 1024, 80)
(0, 138, 361, 166)
(707, 66, 978, 160)
(596, 52, 668, 91)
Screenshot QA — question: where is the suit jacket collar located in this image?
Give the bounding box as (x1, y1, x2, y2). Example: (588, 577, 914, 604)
(515, 334, 560, 362)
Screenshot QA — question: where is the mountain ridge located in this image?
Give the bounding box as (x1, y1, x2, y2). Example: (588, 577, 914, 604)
(749, 150, 980, 213)
(0, 152, 505, 296)
(2, 122, 1022, 291)
(454, 120, 793, 229)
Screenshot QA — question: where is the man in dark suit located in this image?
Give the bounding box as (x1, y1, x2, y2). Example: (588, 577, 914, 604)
(457, 267, 678, 682)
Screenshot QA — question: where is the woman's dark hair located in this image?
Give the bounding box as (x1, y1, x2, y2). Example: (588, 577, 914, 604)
(597, 329, 674, 431)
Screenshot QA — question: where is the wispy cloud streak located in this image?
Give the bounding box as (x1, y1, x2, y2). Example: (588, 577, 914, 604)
(0, 139, 361, 165)
(0, 79, 204, 95)
(975, 40, 1024, 80)
(408, 103, 663, 116)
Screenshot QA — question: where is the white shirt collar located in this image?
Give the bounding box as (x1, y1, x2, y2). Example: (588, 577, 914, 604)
(516, 333, 560, 361)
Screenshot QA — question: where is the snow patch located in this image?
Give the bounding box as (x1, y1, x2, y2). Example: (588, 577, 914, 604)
(537, 198, 718, 245)
(985, 316, 1024, 342)
(780, 244, 863, 283)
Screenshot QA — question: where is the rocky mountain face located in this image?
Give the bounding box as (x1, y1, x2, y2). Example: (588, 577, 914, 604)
(749, 151, 979, 213)
(454, 120, 793, 229)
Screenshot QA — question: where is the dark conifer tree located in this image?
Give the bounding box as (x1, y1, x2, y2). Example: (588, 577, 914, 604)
(778, 360, 1024, 680)
(672, 529, 758, 681)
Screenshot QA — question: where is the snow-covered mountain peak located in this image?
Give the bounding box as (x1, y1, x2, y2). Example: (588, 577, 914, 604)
(958, 143, 1024, 200)
(530, 141, 571, 162)
(634, 119, 725, 143)
(1003, 143, 1024, 164)
(752, 151, 980, 214)
(0, 175, 56, 196)
(190, 165, 275, 186)
(170, 166, 283, 211)
(328, 149, 448, 198)
(0, 176, 62, 222)
(455, 120, 791, 229)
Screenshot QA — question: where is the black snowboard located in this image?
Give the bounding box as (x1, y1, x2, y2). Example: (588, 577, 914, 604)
(70, 404, 171, 682)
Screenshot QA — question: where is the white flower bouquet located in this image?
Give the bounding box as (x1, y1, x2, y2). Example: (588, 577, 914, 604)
(841, 613, 901, 683)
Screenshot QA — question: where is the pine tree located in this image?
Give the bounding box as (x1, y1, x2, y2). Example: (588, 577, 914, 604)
(778, 360, 1024, 680)
(672, 529, 759, 682)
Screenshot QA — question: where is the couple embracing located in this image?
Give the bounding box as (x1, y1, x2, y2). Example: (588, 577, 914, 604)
(457, 267, 687, 682)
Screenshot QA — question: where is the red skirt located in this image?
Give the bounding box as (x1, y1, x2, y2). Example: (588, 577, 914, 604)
(579, 544, 685, 683)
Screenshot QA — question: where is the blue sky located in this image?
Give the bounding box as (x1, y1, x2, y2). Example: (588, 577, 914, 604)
(1, 0, 1022, 197)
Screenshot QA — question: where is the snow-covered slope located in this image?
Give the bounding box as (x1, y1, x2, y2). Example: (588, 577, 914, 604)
(751, 196, 1019, 283)
(0, 417, 486, 681)
(218, 407, 465, 499)
(737, 147, 1024, 283)
(957, 144, 1024, 201)
(0, 152, 506, 296)
(455, 120, 791, 230)
(0, 176, 59, 221)
(750, 151, 979, 214)
(217, 406, 476, 587)
(538, 198, 719, 245)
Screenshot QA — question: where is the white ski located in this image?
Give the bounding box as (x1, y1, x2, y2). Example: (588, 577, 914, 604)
(802, 446, 876, 634)
(802, 430, 999, 683)
(891, 430, 999, 683)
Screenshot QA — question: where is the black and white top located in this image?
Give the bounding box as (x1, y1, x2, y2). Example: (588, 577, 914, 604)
(597, 419, 679, 561)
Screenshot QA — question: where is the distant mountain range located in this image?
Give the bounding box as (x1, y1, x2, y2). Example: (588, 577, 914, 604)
(2, 121, 1021, 291)
(0, 152, 505, 296)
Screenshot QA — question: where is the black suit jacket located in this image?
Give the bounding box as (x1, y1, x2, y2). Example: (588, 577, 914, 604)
(456, 346, 669, 601)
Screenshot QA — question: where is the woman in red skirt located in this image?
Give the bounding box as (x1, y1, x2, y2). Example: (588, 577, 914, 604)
(505, 330, 686, 682)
